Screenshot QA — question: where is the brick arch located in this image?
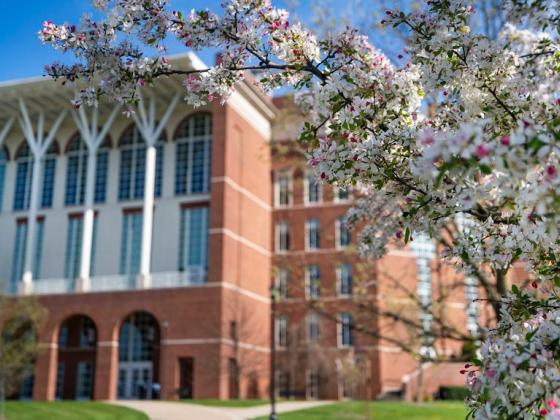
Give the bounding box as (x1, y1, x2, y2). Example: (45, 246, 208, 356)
(172, 111, 213, 140)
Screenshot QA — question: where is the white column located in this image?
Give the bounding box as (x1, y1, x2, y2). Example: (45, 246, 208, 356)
(133, 94, 179, 289)
(77, 150, 97, 291)
(17, 101, 66, 294)
(21, 156, 42, 293)
(72, 105, 119, 292)
(139, 145, 156, 286)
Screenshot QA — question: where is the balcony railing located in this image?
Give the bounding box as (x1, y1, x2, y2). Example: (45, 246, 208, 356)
(32, 278, 74, 295)
(25, 268, 208, 296)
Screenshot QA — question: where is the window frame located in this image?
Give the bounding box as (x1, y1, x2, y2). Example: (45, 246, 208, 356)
(304, 171, 322, 205)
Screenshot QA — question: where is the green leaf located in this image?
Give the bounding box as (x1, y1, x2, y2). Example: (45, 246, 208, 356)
(404, 227, 411, 244)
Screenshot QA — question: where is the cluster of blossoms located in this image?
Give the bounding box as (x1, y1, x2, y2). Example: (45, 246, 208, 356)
(40, 0, 560, 417)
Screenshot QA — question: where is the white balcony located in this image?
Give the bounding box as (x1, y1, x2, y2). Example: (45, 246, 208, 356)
(22, 268, 208, 296)
(32, 278, 74, 295)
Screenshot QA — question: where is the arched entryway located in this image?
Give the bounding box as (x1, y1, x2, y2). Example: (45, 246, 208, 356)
(56, 314, 97, 400)
(117, 311, 160, 399)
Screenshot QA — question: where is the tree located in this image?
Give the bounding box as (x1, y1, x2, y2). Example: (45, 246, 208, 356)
(0, 296, 46, 418)
(40, 0, 560, 417)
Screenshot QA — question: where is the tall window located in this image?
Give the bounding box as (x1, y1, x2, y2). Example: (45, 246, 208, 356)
(304, 172, 322, 204)
(275, 268, 289, 299)
(10, 219, 44, 292)
(276, 222, 290, 252)
(119, 126, 163, 201)
(306, 312, 320, 342)
(275, 316, 288, 348)
(65, 134, 110, 206)
(179, 206, 209, 283)
(305, 264, 320, 299)
(274, 171, 292, 207)
(306, 370, 319, 400)
(13, 142, 58, 211)
(76, 362, 94, 400)
(336, 217, 351, 248)
(175, 114, 212, 196)
(64, 216, 98, 279)
(337, 263, 353, 296)
(456, 213, 479, 336)
(306, 218, 320, 250)
(412, 233, 436, 349)
(338, 312, 353, 348)
(120, 212, 143, 280)
(0, 146, 7, 212)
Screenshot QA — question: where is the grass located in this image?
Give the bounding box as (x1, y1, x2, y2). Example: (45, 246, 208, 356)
(4, 401, 149, 420)
(255, 401, 468, 420)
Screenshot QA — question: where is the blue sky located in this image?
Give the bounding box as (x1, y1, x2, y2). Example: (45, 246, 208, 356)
(0, 0, 306, 82)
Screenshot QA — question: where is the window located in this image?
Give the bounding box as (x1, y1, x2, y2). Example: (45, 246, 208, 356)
(305, 264, 320, 299)
(230, 321, 238, 342)
(75, 362, 93, 400)
(64, 216, 98, 279)
(119, 125, 163, 201)
(306, 312, 320, 342)
(179, 207, 209, 283)
(275, 268, 289, 299)
(338, 312, 353, 347)
(306, 370, 319, 400)
(19, 371, 34, 400)
(336, 217, 351, 248)
(175, 114, 212, 196)
(10, 219, 44, 293)
(0, 146, 7, 212)
(275, 316, 288, 348)
(79, 317, 97, 348)
(55, 363, 65, 400)
(65, 134, 110, 206)
(274, 171, 292, 207)
(120, 211, 143, 281)
(337, 263, 353, 296)
(304, 172, 321, 204)
(13, 142, 58, 211)
(335, 186, 351, 202)
(306, 218, 320, 250)
(412, 233, 436, 345)
(276, 222, 290, 252)
(465, 276, 479, 336)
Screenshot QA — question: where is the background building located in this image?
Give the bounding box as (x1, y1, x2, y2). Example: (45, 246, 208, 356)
(0, 53, 469, 402)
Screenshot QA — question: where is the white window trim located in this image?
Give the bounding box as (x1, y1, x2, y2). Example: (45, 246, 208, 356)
(305, 265, 320, 300)
(306, 312, 320, 342)
(274, 170, 293, 208)
(303, 171, 322, 206)
(275, 222, 289, 253)
(275, 268, 288, 299)
(275, 316, 288, 349)
(305, 219, 320, 251)
(306, 369, 319, 400)
(333, 185, 352, 203)
(337, 313, 353, 348)
(336, 264, 352, 297)
(335, 218, 349, 250)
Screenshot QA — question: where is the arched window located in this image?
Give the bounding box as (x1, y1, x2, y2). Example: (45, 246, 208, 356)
(174, 114, 212, 195)
(118, 126, 163, 201)
(13, 142, 58, 211)
(0, 146, 7, 212)
(65, 134, 110, 206)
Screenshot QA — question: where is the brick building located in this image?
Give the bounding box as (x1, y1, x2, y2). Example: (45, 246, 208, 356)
(0, 53, 470, 402)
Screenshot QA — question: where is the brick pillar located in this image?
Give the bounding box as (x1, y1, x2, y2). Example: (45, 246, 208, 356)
(159, 341, 176, 400)
(94, 342, 118, 400)
(33, 343, 57, 400)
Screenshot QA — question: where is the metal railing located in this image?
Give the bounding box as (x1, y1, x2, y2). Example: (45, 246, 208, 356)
(23, 268, 207, 295)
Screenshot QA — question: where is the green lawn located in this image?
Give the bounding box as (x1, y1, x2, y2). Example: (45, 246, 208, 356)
(4, 401, 148, 420)
(256, 401, 468, 420)
(183, 398, 269, 407)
